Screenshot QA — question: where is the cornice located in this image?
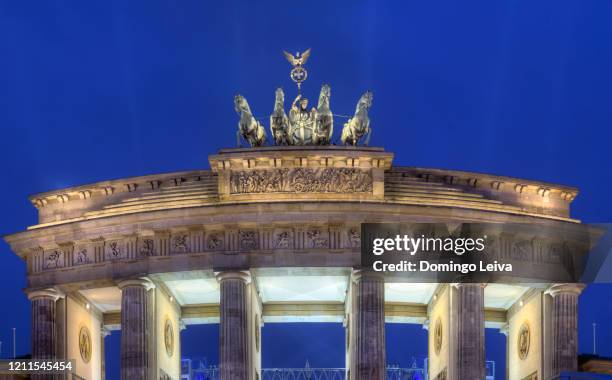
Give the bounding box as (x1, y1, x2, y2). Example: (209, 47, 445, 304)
(392, 166, 578, 195)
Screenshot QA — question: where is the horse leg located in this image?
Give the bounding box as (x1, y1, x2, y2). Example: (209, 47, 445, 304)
(365, 128, 371, 146)
(342, 132, 349, 145)
(343, 128, 352, 145)
(236, 131, 242, 147)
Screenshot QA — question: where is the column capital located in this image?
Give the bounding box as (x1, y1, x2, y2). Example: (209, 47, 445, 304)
(27, 288, 64, 302)
(215, 270, 251, 283)
(351, 269, 384, 283)
(499, 323, 509, 336)
(451, 282, 487, 289)
(101, 327, 111, 338)
(545, 283, 585, 297)
(422, 318, 430, 331)
(117, 277, 155, 291)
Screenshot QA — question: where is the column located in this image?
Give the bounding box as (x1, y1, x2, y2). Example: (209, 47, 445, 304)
(454, 283, 485, 380)
(28, 289, 63, 360)
(118, 278, 155, 380)
(546, 283, 585, 377)
(352, 270, 386, 380)
(101, 327, 111, 380)
(217, 271, 251, 380)
(499, 323, 510, 380)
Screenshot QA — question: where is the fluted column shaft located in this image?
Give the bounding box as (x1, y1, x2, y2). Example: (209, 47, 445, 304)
(28, 289, 63, 380)
(548, 283, 584, 376)
(32, 298, 56, 359)
(455, 283, 485, 380)
(353, 271, 386, 380)
(218, 271, 251, 380)
(119, 278, 154, 380)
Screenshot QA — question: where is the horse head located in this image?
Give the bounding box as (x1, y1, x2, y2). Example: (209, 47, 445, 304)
(318, 84, 331, 110)
(234, 94, 251, 115)
(357, 91, 373, 112)
(274, 88, 285, 112)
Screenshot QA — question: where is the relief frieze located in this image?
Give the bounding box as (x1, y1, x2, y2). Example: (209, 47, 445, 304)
(229, 167, 373, 194)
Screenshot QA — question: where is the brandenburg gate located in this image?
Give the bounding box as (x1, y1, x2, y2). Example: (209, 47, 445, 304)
(3, 53, 593, 380)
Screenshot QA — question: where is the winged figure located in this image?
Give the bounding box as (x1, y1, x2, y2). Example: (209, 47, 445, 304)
(283, 48, 312, 67)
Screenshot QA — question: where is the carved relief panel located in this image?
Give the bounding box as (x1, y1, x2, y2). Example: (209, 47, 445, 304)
(44, 248, 65, 270)
(346, 227, 361, 248)
(105, 239, 126, 260)
(239, 230, 259, 251)
(73, 243, 93, 265)
(206, 231, 224, 251)
(306, 228, 329, 249)
(273, 228, 294, 250)
(138, 237, 156, 257)
(171, 233, 190, 254)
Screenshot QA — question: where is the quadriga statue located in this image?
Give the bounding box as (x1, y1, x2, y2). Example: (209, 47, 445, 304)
(235, 94, 267, 147)
(234, 86, 373, 147)
(341, 91, 373, 146)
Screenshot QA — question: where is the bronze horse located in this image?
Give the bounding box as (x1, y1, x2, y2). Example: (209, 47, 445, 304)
(269, 88, 291, 145)
(341, 91, 373, 146)
(235, 94, 266, 147)
(314, 84, 333, 145)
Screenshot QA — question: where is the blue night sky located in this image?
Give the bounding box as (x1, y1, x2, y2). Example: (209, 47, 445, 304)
(1, 1, 612, 379)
